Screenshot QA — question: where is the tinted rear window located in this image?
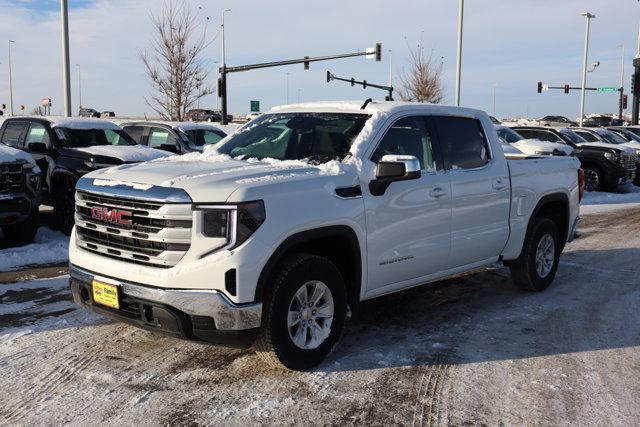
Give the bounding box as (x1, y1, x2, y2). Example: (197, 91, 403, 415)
(1, 121, 28, 148)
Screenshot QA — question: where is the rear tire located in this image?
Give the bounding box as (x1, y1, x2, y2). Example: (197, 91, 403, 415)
(1, 210, 39, 244)
(254, 254, 347, 371)
(509, 218, 561, 292)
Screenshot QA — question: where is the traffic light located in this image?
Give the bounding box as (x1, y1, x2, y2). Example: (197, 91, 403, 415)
(623, 94, 628, 109)
(564, 84, 570, 94)
(375, 43, 382, 62)
(303, 56, 309, 70)
(326, 71, 331, 83)
(537, 82, 542, 93)
(217, 77, 223, 95)
(1, 103, 5, 109)
(20, 105, 24, 111)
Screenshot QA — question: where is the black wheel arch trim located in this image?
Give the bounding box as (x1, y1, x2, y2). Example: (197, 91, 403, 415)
(254, 225, 362, 309)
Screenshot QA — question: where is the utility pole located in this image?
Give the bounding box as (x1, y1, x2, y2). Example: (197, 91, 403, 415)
(388, 49, 393, 88)
(61, 0, 71, 117)
(455, 0, 464, 106)
(76, 63, 82, 112)
(219, 8, 231, 125)
(579, 12, 595, 127)
(633, 19, 640, 125)
(8, 40, 14, 116)
(618, 45, 624, 120)
(285, 72, 290, 104)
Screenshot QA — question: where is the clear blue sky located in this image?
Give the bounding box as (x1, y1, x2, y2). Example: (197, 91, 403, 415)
(2, 0, 639, 118)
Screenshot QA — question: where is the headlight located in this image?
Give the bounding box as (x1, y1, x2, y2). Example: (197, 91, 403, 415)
(604, 152, 620, 162)
(84, 159, 118, 169)
(534, 151, 552, 156)
(22, 162, 34, 170)
(199, 200, 266, 250)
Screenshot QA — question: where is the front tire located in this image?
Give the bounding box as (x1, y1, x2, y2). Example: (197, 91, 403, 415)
(1, 210, 39, 244)
(54, 176, 77, 235)
(254, 254, 347, 371)
(509, 218, 561, 291)
(583, 166, 603, 192)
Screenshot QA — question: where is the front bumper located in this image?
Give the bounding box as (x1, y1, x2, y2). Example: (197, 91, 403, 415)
(0, 192, 40, 224)
(69, 264, 262, 347)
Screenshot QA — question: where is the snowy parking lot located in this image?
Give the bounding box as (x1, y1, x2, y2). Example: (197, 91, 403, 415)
(1, 202, 639, 424)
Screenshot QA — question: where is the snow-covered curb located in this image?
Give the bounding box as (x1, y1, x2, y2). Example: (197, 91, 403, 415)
(580, 184, 640, 214)
(0, 227, 69, 271)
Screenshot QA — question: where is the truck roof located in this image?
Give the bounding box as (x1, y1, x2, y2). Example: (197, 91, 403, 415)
(3, 116, 121, 130)
(270, 100, 486, 118)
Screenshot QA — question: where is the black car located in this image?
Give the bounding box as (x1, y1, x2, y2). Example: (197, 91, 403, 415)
(79, 108, 101, 118)
(582, 115, 624, 127)
(0, 146, 42, 243)
(101, 111, 116, 118)
(512, 126, 636, 192)
(185, 109, 222, 122)
(121, 121, 227, 154)
(0, 117, 168, 234)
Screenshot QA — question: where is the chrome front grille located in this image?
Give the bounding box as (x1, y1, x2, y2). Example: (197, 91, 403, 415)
(75, 190, 193, 268)
(619, 153, 638, 171)
(0, 162, 24, 193)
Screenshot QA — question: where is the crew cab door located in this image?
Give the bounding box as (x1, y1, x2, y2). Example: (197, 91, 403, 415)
(430, 116, 510, 268)
(363, 115, 451, 294)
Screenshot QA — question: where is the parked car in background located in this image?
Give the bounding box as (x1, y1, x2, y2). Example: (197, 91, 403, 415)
(572, 127, 640, 153)
(185, 109, 222, 122)
(122, 121, 227, 154)
(0, 117, 172, 234)
(607, 126, 640, 143)
(537, 116, 577, 127)
(69, 101, 582, 370)
(79, 108, 101, 118)
(101, 111, 116, 118)
(0, 144, 42, 243)
(495, 125, 573, 156)
(622, 126, 640, 138)
(245, 112, 262, 121)
(512, 126, 637, 191)
(581, 115, 625, 127)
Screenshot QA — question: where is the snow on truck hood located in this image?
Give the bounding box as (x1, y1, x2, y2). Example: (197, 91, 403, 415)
(85, 151, 356, 202)
(0, 144, 36, 165)
(510, 139, 574, 155)
(74, 145, 172, 162)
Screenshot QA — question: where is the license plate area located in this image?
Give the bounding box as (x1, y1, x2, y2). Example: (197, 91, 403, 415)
(92, 280, 120, 309)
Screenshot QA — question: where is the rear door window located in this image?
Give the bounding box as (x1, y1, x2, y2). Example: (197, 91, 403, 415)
(148, 128, 179, 149)
(1, 121, 28, 148)
(25, 122, 51, 147)
(431, 116, 490, 170)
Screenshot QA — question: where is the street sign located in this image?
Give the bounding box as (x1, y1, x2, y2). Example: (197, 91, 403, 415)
(597, 87, 618, 92)
(41, 97, 52, 107)
(542, 84, 550, 92)
(250, 100, 260, 112)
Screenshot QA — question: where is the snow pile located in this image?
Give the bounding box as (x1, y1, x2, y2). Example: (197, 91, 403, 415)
(49, 117, 121, 130)
(0, 227, 69, 271)
(581, 184, 640, 214)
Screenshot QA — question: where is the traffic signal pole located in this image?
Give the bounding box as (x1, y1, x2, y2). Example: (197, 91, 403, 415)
(326, 71, 394, 100)
(218, 44, 382, 125)
(633, 58, 640, 125)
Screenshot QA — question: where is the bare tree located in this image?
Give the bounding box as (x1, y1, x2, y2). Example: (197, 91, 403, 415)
(30, 106, 44, 116)
(397, 43, 445, 104)
(140, 1, 214, 120)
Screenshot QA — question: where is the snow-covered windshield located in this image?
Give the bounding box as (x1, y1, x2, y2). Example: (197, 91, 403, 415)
(56, 128, 136, 148)
(593, 128, 628, 145)
(182, 128, 227, 149)
(216, 113, 370, 163)
(559, 128, 587, 144)
(496, 127, 523, 143)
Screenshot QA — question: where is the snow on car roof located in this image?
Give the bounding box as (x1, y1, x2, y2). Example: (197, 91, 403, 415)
(269, 100, 485, 118)
(44, 117, 121, 130)
(119, 120, 224, 132)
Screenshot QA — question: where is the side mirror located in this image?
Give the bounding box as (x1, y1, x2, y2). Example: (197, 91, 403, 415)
(159, 144, 181, 154)
(27, 142, 48, 153)
(369, 154, 421, 196)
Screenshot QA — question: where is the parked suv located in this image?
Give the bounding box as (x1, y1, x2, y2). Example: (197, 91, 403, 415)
(70, 102, 581, 370)
(537, 116, 577, 127)
(185, 109, 222, 122)
(79, 108, 101, 118)
(513, 126, 637, 191)
(582, 115, 624, 127)
(0, 144, 42, 243)
(122, 121, 227, 154)
(0, 117, 171, 234)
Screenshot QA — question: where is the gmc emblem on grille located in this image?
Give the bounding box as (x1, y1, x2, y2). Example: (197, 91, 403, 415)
(90, 207, 133, 225)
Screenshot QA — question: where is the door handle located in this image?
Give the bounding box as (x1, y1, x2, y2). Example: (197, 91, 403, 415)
(429, 187, 448, 198)
(492, 178, 508, 190)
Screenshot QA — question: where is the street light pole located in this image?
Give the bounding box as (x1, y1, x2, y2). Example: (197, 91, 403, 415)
(579, 12, 595, 127)
(61, 0, 72, 117)
(455, 0, 464, 106)
(619, 45, 624, 119)
(220, 8, 231, 125)
(388, 49, 393, 88)
(8, 40, 14, 116)
(76, 63, 82, 113)
(285, 72, 290, 104)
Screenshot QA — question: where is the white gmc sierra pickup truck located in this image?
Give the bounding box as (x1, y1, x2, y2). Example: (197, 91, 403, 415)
(69, 101, 582, 370)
